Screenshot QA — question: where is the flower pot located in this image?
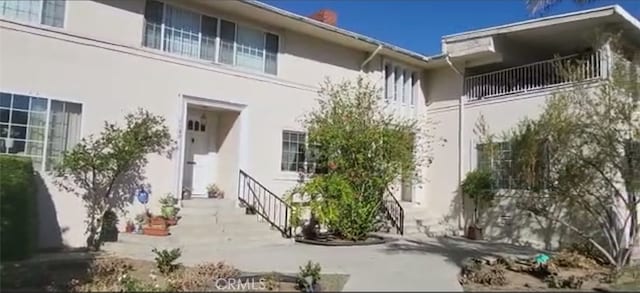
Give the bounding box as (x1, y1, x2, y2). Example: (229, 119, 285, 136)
(466, 225, 483, 240)
(125, 224, 135, 233)
(182, 189, 191, 200)
(166, 218, 178, 226)
(149, 216, 167, 229)
(143, 227, 169, 236)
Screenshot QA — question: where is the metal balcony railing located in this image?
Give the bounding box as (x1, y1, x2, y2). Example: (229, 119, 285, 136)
(464, 51, 605, 102)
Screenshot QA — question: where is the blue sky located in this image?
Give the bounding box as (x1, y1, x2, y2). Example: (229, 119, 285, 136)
(262, 0, 640, 56)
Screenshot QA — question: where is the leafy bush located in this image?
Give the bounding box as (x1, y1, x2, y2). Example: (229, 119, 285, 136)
(0, 155, 37, 261)
(152, 248, 182, 275)
(297, 260, 321, 290)
(292, 78, 433, 240)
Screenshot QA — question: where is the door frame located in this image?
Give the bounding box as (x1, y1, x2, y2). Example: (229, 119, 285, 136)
(175, 94, 248, 206)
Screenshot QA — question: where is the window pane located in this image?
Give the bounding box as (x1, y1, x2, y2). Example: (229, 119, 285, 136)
(200, 15, 218, 61)
(0, 109, 8, 123)
(10, 110, 28, 125)
(143, 0, 163, 50)
(385, 64, 393, 100)
(28, 126, 45, 141)
(219, 20, 236, 65)
(236, 26, 265, 72)
(7, 139, 25, 154)
(0, 93, 11, 107)
(0, 124, 8, 138)
(0, 0, 42, 24)
(0, 139, 5, 153)
(41, 0, 65, 27)
(394, 67, 402, 101)
(12, 95, 29, 110)
(411, 73, 418, 105)
(10, 125, 26, 139)
(163, 4, 200, 58)
(403, 70, 411, 104)
(28, 112, 47, 127)
(46, 101, 82, 170)
(265, 33, 278, 75)
(281, 131, 307, 172)
(31, 97, 47, 112)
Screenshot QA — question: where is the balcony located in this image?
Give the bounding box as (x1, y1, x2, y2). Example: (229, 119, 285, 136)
(463, 51, 605, 102)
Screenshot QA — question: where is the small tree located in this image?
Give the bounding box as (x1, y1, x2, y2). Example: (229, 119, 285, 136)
(55, 109, 174, 250)
(290, 77, 437, 240)
(493, 42, 639, 269)
(461, 169, 495, 229)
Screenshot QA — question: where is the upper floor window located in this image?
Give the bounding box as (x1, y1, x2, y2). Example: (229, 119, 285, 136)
(143, 0, 279, 75)
(0, 0, 65, 28)
(384, 61, 418, 106)
(0, 91, 82, 172)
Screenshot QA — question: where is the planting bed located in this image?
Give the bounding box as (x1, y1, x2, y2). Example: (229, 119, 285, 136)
(294, 233, 393, 246)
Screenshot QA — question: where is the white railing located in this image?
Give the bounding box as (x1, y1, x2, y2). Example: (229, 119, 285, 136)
(464, 51, 604, 102)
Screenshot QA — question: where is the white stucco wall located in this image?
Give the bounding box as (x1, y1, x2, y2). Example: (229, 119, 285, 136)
(0, 0, 411, 248)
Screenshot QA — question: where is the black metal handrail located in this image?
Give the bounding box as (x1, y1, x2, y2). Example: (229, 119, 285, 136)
(382, 187, 404, 235)
(238, 169, 292, 238)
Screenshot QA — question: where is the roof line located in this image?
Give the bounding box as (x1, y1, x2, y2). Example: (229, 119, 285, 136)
(243, 0, 432, 63)
(442, 5, 620, 41)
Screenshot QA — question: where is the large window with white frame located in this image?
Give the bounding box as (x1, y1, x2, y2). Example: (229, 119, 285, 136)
(384, 61, 419, 106)
(281, 130, 322, 174)
(0, 0, 66, 28)
(143, 0, 279, 75)
(0, 91, 82, 172)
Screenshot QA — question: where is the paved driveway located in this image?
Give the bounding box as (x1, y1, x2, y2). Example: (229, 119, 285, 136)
(106, 236, 464, 291)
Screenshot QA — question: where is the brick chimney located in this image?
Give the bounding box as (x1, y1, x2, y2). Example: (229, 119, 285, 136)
(309, 9, 337, 26)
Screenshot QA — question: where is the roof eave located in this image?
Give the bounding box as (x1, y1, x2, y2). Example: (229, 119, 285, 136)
(242, 0, 432, 66)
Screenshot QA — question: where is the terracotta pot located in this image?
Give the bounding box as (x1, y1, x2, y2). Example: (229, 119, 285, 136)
(166, 218, 178, 226)
(466, 225, 483, 240)
(149, 216, 167, 230)
(143, 227, 169, 236)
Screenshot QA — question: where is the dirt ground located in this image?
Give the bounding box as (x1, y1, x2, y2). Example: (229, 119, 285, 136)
(460, 252, 640, 292)
(1, 256, 348, 292)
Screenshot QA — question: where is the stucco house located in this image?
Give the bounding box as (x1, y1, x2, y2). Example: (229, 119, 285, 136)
(0, 0, 638, 250)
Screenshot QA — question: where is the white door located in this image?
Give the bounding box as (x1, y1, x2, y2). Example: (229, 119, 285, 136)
(183, 110, 217, 196)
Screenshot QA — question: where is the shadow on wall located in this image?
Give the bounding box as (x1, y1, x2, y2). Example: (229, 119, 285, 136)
(35, 173, 66, 250)
(446, 190, 597, 251)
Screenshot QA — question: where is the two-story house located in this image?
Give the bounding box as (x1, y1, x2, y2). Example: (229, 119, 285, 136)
(0, 0, 637, 250)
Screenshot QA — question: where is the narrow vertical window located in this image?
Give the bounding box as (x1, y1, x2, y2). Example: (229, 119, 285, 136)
(219, 20, 236, 65)
(265, 33, 279, 75)
(143, 0, 163, 50)
(394, 67, 402, 101)
(385, 64, 393, 101)
(200, 15, 218, 62)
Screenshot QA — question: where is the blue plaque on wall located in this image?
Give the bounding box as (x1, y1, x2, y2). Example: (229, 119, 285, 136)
(137, 188, 149, 205)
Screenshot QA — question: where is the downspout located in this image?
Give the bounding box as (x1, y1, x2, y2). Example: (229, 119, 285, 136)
(445, 54, 466, 231)
(361, 44, 383, 71)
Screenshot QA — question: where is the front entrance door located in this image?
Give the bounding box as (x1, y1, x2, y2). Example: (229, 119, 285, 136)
(183, 110, 216, 196)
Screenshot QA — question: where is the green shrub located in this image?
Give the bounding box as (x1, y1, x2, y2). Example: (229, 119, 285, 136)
(152, 248, 182, 275)
(297, 260, 321, 290)
(0, 155, 37, 261)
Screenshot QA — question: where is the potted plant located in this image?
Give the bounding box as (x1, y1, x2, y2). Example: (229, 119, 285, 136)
(134, 213, 148, 234)
(461, 169, 495, 240)
(159, 193, 180, 225)
(125, 220, 135, 233)
(100, 210, 119, 242)
(206, 183, 224, 199)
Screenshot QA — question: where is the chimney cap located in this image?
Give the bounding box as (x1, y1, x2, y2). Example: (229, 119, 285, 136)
(309, 9, 337, 26)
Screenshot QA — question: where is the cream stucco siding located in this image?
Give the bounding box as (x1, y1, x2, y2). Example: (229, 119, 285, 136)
(0, 0, 397, 247)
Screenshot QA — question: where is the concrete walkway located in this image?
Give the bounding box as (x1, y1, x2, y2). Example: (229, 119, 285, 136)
(105, 235, 464, 291)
